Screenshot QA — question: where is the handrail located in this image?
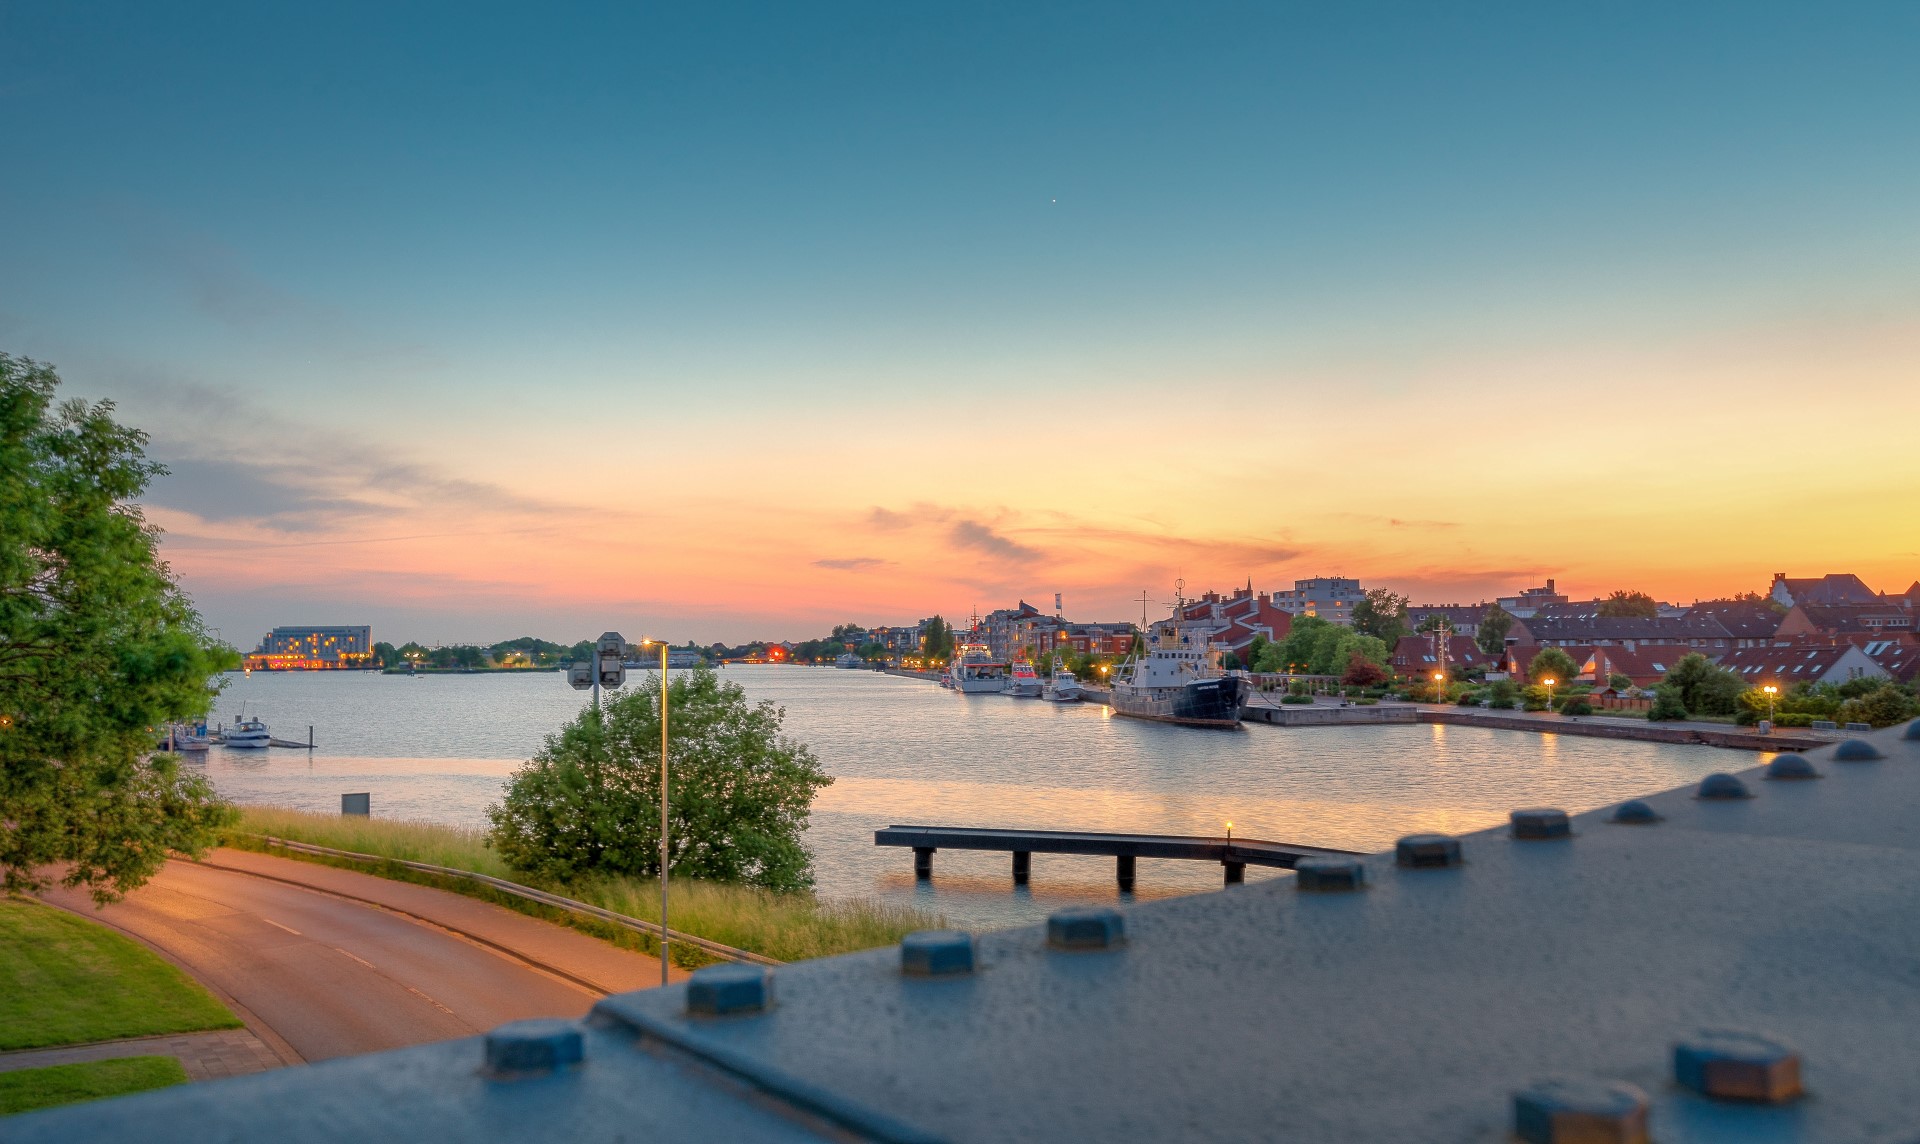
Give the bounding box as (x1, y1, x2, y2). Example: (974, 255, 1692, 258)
(249, 834, 780, 967)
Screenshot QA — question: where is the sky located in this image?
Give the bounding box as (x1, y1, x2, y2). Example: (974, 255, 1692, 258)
(3, 2, 1917, 646)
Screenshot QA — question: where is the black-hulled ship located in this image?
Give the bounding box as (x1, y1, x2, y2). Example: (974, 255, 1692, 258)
(1108, 610, 1246, 728)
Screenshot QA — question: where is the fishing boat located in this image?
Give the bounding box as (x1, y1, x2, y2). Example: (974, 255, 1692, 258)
(949, 641, 1010, 694)
(1109, 607, 1245, 728)
(222, 713, 273, 748)
(1007, 661, 1044, 698)
(1043, 669, 1084, 702)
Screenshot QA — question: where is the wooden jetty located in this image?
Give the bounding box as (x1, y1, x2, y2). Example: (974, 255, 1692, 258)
(874, 824, 1359, 890)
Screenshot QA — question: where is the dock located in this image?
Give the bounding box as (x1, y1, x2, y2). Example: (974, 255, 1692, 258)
(874, 824, 1359, 890)
(1239, 701, 1415, 726)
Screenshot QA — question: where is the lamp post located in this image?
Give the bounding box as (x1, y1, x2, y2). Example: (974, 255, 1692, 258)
(1763, 684, 1777, 726)
(1432, 671, 1445, 704)
(1543, 677, 1556, 712)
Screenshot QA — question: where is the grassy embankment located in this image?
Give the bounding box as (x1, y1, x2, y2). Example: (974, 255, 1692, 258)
(0, 898, 240, 1114)
(0, 1058, 189, 1116)
(227, 806, 942, 965)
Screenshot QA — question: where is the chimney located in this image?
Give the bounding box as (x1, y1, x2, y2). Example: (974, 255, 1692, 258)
(1545, 579, 1556, 592)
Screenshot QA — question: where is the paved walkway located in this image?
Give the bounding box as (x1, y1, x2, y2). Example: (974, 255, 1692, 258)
(0, 1029, 283, 1081)
(38, 850, 674, 1063)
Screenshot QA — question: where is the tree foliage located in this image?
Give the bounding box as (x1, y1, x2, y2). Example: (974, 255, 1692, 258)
(1662, 653, 1744, 717)
(487, 669, 832, 892)
(921, 615, 953, 661)
(1476, 603, 1514, 655)
(1350, 589, 1408, 647)
(1251, 615, 1388, 677)
(1525, 646, 1579, 686)
(1648, 684, 1689, 721)
(1597, 590, 1659, 619)
(0, 354, 236, 902)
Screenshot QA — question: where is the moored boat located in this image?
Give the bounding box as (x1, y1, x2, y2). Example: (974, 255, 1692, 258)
(1109, 606, 1245, 728)
(222, 714, 273, 748)
(1007, 661, 1043, 698)
(1043, 669, 1084, 702)
(950, 641, 1010, 694)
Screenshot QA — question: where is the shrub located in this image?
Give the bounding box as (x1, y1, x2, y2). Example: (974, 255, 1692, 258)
(1353, 698, 1378, 706)
(1836, 683, 1919, 729)
(1280, 694, 1313, 705)
(1521, 685, 1549, 712)
(1287, 680, 1312, 697)
(1455, 690, 1482, 707)
(489, 669, 832, 892)
(1663, 653, 1744, 717)
(1772, 712, 1814, 728)
(1648, 684, 1688, 721)
(1558, 697, 1594, 716)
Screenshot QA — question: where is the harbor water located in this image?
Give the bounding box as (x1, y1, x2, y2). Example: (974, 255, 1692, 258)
(202, 666, 1750, 928)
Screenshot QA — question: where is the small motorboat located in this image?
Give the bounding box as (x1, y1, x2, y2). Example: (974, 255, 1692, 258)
(1007, 661, 1044, 698)
(1044, 669, 1084, 703)
(222, 714, 272, 749)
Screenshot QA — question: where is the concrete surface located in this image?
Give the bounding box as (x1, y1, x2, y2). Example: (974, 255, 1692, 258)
(0, 1030, 283, 1081)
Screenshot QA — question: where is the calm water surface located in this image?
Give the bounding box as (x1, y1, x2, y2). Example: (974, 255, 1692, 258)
(203, 666, 1747, 927)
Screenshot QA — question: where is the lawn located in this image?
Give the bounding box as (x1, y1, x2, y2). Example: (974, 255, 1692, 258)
(0, 1056, 188, 1115)
(0, 899, 241, 1052)
(228, 805, 942, 964)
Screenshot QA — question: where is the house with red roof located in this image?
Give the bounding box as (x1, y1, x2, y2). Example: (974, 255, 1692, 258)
(1717, 644, 1887, 690)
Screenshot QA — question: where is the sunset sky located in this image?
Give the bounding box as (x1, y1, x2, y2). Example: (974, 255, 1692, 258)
(4, 3, 1917, 645)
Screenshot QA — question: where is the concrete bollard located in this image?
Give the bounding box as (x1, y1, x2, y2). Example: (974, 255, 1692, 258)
(341, 793, 370, 816)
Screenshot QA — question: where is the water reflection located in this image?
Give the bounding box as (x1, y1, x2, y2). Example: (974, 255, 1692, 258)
(202, 667, 1745, 928)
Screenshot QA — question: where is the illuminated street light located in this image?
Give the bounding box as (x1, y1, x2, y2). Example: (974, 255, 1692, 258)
(1543, 677, 1556, 712)
(1432, 671, 1445, 703)
(1762, 683, 1778, 725)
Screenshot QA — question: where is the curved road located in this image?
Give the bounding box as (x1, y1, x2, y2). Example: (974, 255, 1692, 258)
(40, 855, 666, 1063)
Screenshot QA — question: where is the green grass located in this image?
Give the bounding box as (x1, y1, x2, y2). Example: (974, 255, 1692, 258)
(227, 806, 942, 965)
(0, 1056, 188, 1116)
(0, 900, 240, 1052)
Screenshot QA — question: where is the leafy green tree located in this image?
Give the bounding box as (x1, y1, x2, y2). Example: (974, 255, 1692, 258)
(1648, 684, 1689, 721)
(0, 354, 237, 902)
(372, 641, 399, 668)
(1414, 613, 1450, 633)
(1526, 646, 1579, 687)
(1598, 590, 1659, 619)
(856, 641, 888, 663)
(1246, 634, 1270, 670)
(1663, 653, 1744, 716)
(1487, 680, 1519, 709)
(1351, 589, 1408, 647)
(1476, 603, 1514, 655)
(488, 669, 831, 891)
(1607, 672, 1634, 692)
(921, 616, 952, 661)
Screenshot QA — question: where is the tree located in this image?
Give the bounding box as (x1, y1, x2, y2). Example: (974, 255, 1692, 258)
(488, 669, 832, 892)
(1663, 653, 1744, 716)
(1837, 683, 1918, 729)
(1597, 590, 1659, 619)
(1607, 673, 1634, 692)
(1351, 589, 1409, 647)
(1476, 604, 1514, 656)
(372, 641, 399, 668)
(856, 641, 888, 663)
(1415, 613, 1450, 634)
(1341, 652, 1387, 687)
(1648, 684, 1689, 721)
(921, 616, 952, 661)
(0, 354, 237, 902)
(1246, 634, 1270, 671)
(1526, 647, 1579, 687)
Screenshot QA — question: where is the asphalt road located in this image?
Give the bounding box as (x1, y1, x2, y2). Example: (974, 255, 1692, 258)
(40, 859, 618, 1062)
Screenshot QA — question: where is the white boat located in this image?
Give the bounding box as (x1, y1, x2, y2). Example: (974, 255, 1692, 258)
(222, 714, 272, 748)
(949, 641, 1009, 694)
(1007, 662, 1043, 698)
(1043, 669, 1084, 702)
(834, 652, 865, 669)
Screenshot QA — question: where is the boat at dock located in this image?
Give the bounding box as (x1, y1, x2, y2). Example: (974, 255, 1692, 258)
(1007, 662, 1043, 698)
(1109, 610, 1245, 728)
(220, 713, 273, 748)
(1043, 669, 1084, 702)
(834, 652, 865, 669)
(949, 641, 1010, 694)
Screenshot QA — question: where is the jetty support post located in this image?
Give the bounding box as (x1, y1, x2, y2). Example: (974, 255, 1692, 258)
(1224, 860, 1246, 885)
(913, 847, 935, 880)
(1012, 851, 1031, 886)
(1116, 854, 1136, 893)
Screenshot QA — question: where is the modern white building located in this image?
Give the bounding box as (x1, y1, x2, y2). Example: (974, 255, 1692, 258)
(1270, 577, 1366, 626)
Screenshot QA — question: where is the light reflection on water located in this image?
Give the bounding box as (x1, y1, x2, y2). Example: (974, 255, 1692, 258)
(200, 667, 1749, 928)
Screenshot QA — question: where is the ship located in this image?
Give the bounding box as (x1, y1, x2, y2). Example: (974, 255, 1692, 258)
(1007, 661, 1043, 698)
(1108, 608, 1246, 728)
(949, 640, 1010, 694)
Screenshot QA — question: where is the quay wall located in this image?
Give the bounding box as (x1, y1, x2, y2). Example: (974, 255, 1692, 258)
(1241, 704, 1416, 726)
(1416, 708, 1819, 752)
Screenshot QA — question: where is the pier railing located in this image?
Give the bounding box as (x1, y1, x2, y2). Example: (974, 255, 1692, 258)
(251, 835, 779, 967)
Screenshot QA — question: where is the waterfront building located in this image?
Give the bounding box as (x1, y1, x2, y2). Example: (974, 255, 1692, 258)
(1506, 610, 1740, 652)
(1178, 586, 1293, 664)
(245, 625, 373, 670)
(1269, 577, 1365, 625)
(1061, 621, 1136, 656)
(1718, 643, 1888, 689)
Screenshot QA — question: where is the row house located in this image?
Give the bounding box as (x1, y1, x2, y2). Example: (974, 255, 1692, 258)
(1768, 572, 1881, 609)
(1775, 602, 1915, 640)
(1682, 599, 1787, 647)
(1718, 645, 1887, 690)
(1062, 621, 1137, 656)
(1179, 585, 1294, 664)
(1390, 634, 1488, 677)
(1506, 611, 1739, 652)
(1857, 636, 1919, 684)
(868, 625, 926, 654)
(1502, 643, 1698, 688)
(1405, 604, 1488, 634)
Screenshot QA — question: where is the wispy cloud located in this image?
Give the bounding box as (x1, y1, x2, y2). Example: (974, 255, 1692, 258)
(814, 556, 889, 571)
(947, 519, 1042, 562)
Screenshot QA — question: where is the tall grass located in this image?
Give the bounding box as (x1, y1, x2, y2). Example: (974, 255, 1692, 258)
(226, 806, 940, 965)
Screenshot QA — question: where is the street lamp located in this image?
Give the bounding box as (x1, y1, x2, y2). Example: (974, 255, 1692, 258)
(1543, 677, 1556, 712)
(1432, 671, 1445, 703)
(1762, 683, 1778, 724)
